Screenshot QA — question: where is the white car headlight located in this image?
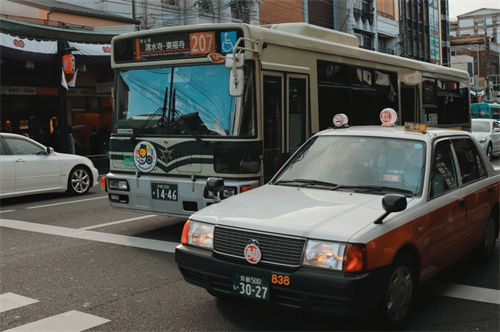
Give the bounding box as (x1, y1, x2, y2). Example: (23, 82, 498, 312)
(302, 240, 346, 270)
(181, 220, 214, 249)
(479, 137, 487, 143)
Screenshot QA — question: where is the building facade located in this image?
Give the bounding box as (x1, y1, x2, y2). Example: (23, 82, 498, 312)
(0, 0, 258, 158)
(450, 8, 500, 101)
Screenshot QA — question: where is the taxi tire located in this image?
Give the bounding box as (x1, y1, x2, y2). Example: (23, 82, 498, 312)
(475, 214, 497, 263)
(376, 253, 417, 331)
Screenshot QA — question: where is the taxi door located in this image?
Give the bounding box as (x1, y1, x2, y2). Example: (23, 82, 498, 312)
(421, 139, 467, 275)
(451, 137, 493, 256)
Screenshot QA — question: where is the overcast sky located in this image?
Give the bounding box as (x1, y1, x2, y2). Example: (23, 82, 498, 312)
(448, 0, 500, 20)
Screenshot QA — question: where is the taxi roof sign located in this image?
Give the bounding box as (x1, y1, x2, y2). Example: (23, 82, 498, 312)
(404, 122, 427, 133)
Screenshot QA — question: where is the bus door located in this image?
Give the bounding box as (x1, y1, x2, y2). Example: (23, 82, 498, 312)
(400, 84, 420, 124)
(263, 73, 309, 183)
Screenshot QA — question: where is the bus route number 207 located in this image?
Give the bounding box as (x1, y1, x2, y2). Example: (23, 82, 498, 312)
(152, 183, 178, 201)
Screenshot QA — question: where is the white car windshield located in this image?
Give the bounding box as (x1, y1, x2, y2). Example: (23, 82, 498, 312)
(472, 121, 491, 133)
(273, 136, 426, 197)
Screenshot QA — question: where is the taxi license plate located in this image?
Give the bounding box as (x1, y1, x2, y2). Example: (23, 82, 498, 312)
(231, 273, 269, 300)
(151, 183, 178, 201)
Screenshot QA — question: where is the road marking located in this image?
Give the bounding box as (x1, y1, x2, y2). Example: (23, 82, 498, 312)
(80, 215, 157, 230)
(0, 219, 177, 253)
(1, 219, 499, 306)
(26, 196, 107, 210)
(3, 310, 110, 331)
(0, 293, 39, 313)
(0, 210, 16, 214)
(429, 281, 500, 305)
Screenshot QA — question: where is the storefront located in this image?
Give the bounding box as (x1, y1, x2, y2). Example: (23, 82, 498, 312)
(0, 18, 125, 159)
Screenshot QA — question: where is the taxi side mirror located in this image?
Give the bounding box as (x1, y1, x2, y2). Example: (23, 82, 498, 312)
(374, 194, 407, 224)
(207, 177, 225, 203)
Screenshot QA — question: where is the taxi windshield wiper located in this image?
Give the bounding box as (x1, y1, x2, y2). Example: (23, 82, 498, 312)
(274, 179, 340, 189)
(335, 185, 414, 196)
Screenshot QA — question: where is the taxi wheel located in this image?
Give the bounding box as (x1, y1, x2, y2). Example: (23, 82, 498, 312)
(377, 253, 417, 330)
(476, 214, 497, 263)
(67, 166, 92, 195)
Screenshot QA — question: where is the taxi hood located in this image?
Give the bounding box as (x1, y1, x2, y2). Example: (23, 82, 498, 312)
(193, 184, 403, 242)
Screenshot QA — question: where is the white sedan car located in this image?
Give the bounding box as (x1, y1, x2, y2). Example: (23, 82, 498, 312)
(0, 132, 99, 198)
(471, 118, 500, 158)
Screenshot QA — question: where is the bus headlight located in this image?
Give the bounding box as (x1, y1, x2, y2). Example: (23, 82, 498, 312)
(302, 241, 366, 272)
(181, 220, 214, 249)
(108, 179, 129, 191)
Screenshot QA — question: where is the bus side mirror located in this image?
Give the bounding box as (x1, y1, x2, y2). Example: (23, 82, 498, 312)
(207, 177, 225, 203)
(229, 69, 244, 96)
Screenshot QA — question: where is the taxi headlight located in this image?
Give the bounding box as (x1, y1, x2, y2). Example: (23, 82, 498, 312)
(181, 220, 214, 249)
(303, 240, 346, 270)
(302, 241, 366, 272)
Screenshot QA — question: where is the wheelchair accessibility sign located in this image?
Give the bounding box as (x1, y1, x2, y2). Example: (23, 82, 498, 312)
(220, 31, 237, 54)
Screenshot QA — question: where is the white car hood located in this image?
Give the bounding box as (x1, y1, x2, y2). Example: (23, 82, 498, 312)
(194, 184, 395, 242)
(472, 132, 487, 140)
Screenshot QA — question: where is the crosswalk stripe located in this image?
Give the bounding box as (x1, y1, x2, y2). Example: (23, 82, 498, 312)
(0, 218, 177, 253)
(428, 281, 500, 305)
(3, 310, 110, 332)
(0, 293, 39, 313)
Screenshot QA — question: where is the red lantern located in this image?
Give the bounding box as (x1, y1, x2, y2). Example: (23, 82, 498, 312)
(62, 54, 76, 75)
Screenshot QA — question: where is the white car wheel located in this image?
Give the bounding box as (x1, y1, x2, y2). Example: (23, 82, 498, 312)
(67, 166, 91, 195)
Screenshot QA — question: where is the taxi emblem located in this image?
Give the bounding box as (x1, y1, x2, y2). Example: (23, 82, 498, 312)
(244, 240, 261, 264)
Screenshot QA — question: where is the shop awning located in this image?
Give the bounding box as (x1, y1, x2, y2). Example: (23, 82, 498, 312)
(0, 32, 57, 62)
(68, 41, 111, 65)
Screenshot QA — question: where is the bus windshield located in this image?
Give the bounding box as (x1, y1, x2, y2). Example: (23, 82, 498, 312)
(114, 63, 255, 137)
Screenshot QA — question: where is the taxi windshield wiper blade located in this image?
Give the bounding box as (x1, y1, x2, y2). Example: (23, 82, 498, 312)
(275, 179, 340, 189)
(335, 185, 414, 196)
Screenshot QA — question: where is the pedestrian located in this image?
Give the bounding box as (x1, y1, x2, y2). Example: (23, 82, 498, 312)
(66, 126, 76, 154)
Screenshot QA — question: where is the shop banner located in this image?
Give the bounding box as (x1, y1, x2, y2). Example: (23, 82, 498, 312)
(0, 32, 57, 62)
(68, 41, 111, 64)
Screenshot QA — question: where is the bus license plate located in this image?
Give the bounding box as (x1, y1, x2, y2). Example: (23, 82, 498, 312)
(151, 183, 178, 201)
(231, 273, 269, 300)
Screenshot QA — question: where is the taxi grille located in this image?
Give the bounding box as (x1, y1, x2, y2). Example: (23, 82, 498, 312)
(213, 226, 306, 268)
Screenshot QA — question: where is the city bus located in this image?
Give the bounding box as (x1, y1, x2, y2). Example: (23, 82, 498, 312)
(104, 22, 471, 218)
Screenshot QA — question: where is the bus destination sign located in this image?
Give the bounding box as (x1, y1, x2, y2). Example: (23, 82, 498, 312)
(133, 30, 239, 61)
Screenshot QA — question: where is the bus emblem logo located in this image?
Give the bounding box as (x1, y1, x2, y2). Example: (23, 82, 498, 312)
(134, 141, 157, 173)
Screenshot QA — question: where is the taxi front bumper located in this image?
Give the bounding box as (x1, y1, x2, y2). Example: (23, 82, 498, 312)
(175, 244, 390, 317)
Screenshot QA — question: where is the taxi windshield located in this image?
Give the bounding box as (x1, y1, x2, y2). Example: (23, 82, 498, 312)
(273, 136, 426, 197)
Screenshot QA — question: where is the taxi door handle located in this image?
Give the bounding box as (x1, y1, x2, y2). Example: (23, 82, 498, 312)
(458, 199, 466, 209)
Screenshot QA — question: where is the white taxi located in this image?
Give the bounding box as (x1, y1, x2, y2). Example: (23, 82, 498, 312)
(175, 115, 500, 330)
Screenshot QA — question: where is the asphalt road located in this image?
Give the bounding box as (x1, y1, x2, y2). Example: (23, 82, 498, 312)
(0, 182, 499, 331)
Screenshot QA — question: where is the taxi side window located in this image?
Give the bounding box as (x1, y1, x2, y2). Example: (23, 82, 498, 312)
(430, 140, 458, 198)
(452, 138, 486, 184)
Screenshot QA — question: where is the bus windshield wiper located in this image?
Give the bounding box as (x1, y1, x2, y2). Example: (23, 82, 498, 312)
(129, 86, 169, 143)
(170, 89, 208, 147)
